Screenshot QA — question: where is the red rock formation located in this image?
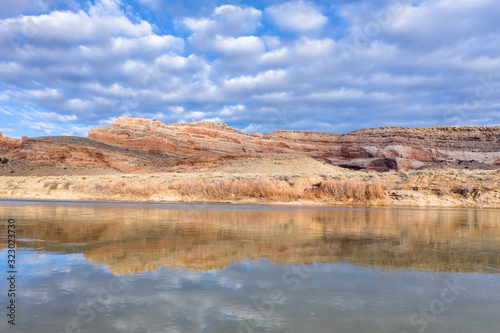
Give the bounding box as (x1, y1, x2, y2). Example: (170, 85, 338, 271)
(2, 118, 498, 173)
(2, 136, 178, 173)
(0, 132, 22, 150)
(88, 117, 342, 160)
(2, 135, 316, 174)
(88, 117, 500, 171)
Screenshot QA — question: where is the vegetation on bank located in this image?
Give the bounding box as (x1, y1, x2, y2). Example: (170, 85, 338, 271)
(168, 176, 384, 201)
(33, 176, 385, 202)
(1, 168, 500, 207)
(1, 174, 384, 203)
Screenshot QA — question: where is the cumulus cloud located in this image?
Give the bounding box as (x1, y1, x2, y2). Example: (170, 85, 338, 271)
(66, 125, 95, 136)
(0, 4, 152, 50)
(0, 0, 80, 19)
(183, 4, 264, 64)
(21, 120, 57, 135)
(0, 0, 499, 138)
(0, 0, 191, 136)
(183, 5, 262, 36)
(265, 1, 327, 33)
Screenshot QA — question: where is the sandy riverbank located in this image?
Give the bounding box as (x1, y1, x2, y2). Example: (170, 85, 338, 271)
(1, 167, 500, 208)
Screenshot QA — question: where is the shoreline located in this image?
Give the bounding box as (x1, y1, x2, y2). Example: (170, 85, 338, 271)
(1, 169, 500, 208)
(1, 197, 498, 211)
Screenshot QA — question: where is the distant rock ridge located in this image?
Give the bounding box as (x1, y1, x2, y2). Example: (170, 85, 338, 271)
(87, 117, 500, 171)
(2, 118, 499, 172)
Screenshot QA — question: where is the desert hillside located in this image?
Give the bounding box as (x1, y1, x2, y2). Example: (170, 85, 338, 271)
(0, 133, 343, 176)
(88, 117, 500, 171)
(2, 117, 499, 173)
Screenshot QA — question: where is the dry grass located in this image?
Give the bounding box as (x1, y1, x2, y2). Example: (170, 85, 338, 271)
(2, 167, 500, 207)
(314, 178, 385, 201)
(73, 180, 164, 198)
(43, 180, 60, 190)
(169, 176, 305, 201)
(168, 176, 384, 202)
(451, 185, 475, 198)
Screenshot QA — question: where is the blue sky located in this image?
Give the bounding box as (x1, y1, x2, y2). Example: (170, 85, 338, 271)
(0, 0, 499, 138)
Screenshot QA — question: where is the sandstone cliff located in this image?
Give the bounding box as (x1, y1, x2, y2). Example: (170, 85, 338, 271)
(1, 136, 177, 174)
(2, 117, 499, 173)
(1, 134, 338, 175)
(88, 117, 500, 171)
(0, 131, 23, 150)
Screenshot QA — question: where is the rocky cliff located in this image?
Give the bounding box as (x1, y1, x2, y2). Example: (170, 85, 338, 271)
(2, 117, 499, 173)
(0, 131, 24, 150)
(1, 136, 178, 174)
(1, 134, 334, 175)
(88, 117, 500, 171)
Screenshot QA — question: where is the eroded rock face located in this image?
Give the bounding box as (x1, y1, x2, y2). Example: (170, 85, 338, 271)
(2, 136, 178, 174)
(2, 135, 330, 175)
(89, 117, 328, 157)
(0, 131, 22, 150)
(88, 117, 500, 171)
(2, 118, 498, 172)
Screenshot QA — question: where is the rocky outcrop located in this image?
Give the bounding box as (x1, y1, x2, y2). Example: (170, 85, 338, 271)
(88, 117, 324, 157)
(88, 117, 500, 171)
(337, 127, 500, 171)
(2, 135, 333, 175)
(1, 136, 178, 174)
(0, 131, 23, 150)
(2, 118, 498, 172)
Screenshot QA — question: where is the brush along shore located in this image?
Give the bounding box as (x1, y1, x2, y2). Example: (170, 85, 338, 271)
(1, 168, 500, 208)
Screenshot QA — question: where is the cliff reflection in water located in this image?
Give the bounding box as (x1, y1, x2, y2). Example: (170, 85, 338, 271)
(4, 202, 500, 274)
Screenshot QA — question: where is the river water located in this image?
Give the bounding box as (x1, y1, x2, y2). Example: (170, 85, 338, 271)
(0, 199, 499, 332)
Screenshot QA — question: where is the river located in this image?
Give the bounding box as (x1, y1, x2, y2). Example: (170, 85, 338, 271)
(0, 199, 499, 332)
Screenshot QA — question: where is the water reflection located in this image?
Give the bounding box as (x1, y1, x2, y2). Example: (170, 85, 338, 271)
(1, 201, 499, 274)
(1, 200, 500, 333)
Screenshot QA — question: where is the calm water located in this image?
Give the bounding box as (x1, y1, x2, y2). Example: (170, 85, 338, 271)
(1, 199, 499, 333)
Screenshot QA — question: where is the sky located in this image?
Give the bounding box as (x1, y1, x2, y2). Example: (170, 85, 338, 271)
(0, 0, 499, 138)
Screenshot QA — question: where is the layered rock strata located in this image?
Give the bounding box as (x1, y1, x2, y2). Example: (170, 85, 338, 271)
(88, 117, 500, 171)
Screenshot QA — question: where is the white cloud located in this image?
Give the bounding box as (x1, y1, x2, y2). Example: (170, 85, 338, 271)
(265, 1, 327, 33)
(220, 104, 245, 116)
(239, 123, 261, 134)
(184, 5, 264, 61)
(183, 5, 262, 37)
(155, 54, 208, 75)
(388, 0, 500, 39)
(1, 0, 500, 136)
(34, 111, 78, 123)
(0, 6, 152, 47)
(110, 35, 185, 57)
(293, 37, 335, 58)
(66, 125, 94, 136)
(21, 120, 56, 135)
(212, 35, 265, 55)
(223, 69, 288, 97)
(213, 5, 262, 35)
(0, 107, 13, 115)
(182, 17, 212, 32)
(0, 0, 80, 19)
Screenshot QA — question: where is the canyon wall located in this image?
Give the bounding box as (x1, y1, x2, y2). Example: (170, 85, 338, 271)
(2, 117, 499, 172)
(88, 117, 500, 171)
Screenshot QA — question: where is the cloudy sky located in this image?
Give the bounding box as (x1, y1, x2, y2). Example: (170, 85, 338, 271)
(0, 0, 499, 138)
